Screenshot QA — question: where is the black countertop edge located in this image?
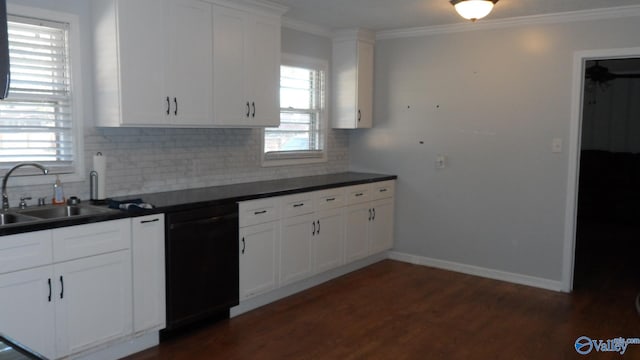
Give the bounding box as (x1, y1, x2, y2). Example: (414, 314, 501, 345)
(0, 172, 396, 236)
(114, 172, 397, 212)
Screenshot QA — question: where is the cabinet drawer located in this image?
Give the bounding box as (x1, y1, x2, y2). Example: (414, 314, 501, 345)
(0, 230, 52, 274)
(345, 184, 371, 205)
(281, 193, 314, 218)
(315, 188, 346, 211)
(371, 180, 395, 201)
(239, 198, 280, 227)
(52, 219, 131, 262)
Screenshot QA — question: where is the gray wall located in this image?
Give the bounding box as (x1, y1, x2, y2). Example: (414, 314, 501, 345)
(4, 0, 349, 204)
(349, 17, 640, 282)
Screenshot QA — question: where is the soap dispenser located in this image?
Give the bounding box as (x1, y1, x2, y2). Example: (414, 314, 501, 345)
(52, 176, 66, 205)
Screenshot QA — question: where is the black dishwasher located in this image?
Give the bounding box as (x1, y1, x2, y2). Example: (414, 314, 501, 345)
(162, 202, 239, 337)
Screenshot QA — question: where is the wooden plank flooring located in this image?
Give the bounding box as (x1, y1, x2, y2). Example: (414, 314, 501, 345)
(125, 258, 640, 360)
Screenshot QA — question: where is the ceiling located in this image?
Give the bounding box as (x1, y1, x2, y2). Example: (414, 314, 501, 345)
(271, 0, 640, 32)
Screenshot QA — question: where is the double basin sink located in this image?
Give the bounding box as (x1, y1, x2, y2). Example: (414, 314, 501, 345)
(0, 204, 116, 226)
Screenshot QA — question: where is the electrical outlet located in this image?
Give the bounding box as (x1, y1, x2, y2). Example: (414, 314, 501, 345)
(436, 155, 447, 169)
(552, 138, 563, 153)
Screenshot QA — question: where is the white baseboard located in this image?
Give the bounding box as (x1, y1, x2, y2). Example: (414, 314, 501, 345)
(388, 251, 565, 292)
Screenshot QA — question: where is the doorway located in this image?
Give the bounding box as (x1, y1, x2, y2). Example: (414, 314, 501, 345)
(571, 56, 640, 295)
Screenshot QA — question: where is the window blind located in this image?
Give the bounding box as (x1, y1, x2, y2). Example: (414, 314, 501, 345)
(0, 15, 74, 173)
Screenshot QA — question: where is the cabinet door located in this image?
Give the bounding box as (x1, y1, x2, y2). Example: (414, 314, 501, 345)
(369, 198, 394, 254)
(356, 40, 374, 128)
(0, 266, 55, 359)
(344, 203, 370, 262)
(212, 5, 250, 126)
(239, 222, 279, 300)
(54, 251, 132, 357)
(247, 14, 280, 127)
(132, 215, 166, 333)
(115, 0, 168, 125)
(280, 214, 314, 286)
(165, 0, 213, 125)
(314, 208, 344, 273)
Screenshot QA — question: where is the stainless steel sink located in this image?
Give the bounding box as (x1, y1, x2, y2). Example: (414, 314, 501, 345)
(18, 204, 115, 219)
(0, 212, 40, 225)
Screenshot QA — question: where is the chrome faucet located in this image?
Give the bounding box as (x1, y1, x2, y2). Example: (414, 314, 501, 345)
(2, 163, 49, 211)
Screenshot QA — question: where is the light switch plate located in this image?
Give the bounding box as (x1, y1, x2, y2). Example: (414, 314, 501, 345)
(552, 138, 563, 153)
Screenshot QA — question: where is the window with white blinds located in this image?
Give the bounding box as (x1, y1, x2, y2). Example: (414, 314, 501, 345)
(263, 56, 328, 165)
(0, 15, 74, 173)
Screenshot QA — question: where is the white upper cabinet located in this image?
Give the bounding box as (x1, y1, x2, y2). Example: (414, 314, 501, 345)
(212, 3, 283, 127)
(165, 0, 214, 126)
(332, 29, 375, 129)
(92, 0, 284, 128)
(93, 0, 213, 127)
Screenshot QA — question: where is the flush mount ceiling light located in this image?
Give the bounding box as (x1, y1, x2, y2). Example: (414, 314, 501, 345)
(450, 0, 499, 21)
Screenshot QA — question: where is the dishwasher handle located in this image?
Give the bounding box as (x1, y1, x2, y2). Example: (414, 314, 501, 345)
(169, 213, 238, 230)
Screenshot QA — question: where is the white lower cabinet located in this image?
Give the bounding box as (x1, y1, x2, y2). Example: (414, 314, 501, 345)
(0, 265, 55, 358)
(0, 218, 140, 359)
(280, 214, 314, 286)
(237, 180, 395, 306)
(344, 203, 371, 262)
(369, 198, 395, 254)
(345, 182, 396, 262)
(239, 221, 279, 300)
(314, 207, 345, 273)
(131, 215, 166, 333)
(54, 251, 132, 358)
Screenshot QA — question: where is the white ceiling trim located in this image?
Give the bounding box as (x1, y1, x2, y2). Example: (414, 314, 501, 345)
(282, 17, 333, 37)
(376, 5, 640, 40)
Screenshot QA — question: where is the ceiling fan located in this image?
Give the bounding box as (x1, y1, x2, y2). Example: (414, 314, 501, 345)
(585, 61, 640, 85)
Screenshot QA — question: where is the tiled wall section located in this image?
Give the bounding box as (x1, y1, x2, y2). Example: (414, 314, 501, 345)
(7, 127, 349, 205)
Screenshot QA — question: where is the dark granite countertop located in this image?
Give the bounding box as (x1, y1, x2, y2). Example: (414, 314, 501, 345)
(115, 171, 397, 212)
(0, 172, 396, 236)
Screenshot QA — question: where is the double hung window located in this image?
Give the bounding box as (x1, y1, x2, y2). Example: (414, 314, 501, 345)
(263, 55, 327, 165)
(0, 12, 79, 177)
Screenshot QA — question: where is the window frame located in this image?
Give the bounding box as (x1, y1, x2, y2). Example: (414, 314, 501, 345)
(261, 54, 328, 167)
(0, 4, 84, 185)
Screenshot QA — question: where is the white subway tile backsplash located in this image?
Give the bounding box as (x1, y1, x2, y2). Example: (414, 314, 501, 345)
(6, 127, 349, 206)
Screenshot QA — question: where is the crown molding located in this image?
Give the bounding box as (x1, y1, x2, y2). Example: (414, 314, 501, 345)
(282, 17, 332, 38)
(212, 0, 288, 17)
(376, 5, 640, 40)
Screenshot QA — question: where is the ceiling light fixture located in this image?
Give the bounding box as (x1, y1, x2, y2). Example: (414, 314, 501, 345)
(450, 0, 498, 22)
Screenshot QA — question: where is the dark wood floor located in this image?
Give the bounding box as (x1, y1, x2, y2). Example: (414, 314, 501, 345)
(126, 228, 640, 360)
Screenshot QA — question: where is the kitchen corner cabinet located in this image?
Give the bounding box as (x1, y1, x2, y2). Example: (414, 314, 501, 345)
(92, 0, 214, 127)
(344, 181, 395, 262)
(0, 219, 133, 359)
(239, 198, 280, 300)
(332, 29, 375, 129)
(131, 215, 166, 333)
(212, 4, 281, 127)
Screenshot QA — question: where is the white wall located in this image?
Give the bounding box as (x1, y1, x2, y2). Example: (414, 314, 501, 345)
(349, 16, 640, 283)
(4, 0, 349, 204)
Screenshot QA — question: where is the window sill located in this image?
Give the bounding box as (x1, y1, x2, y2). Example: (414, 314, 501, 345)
(261, 156, 327, 167)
